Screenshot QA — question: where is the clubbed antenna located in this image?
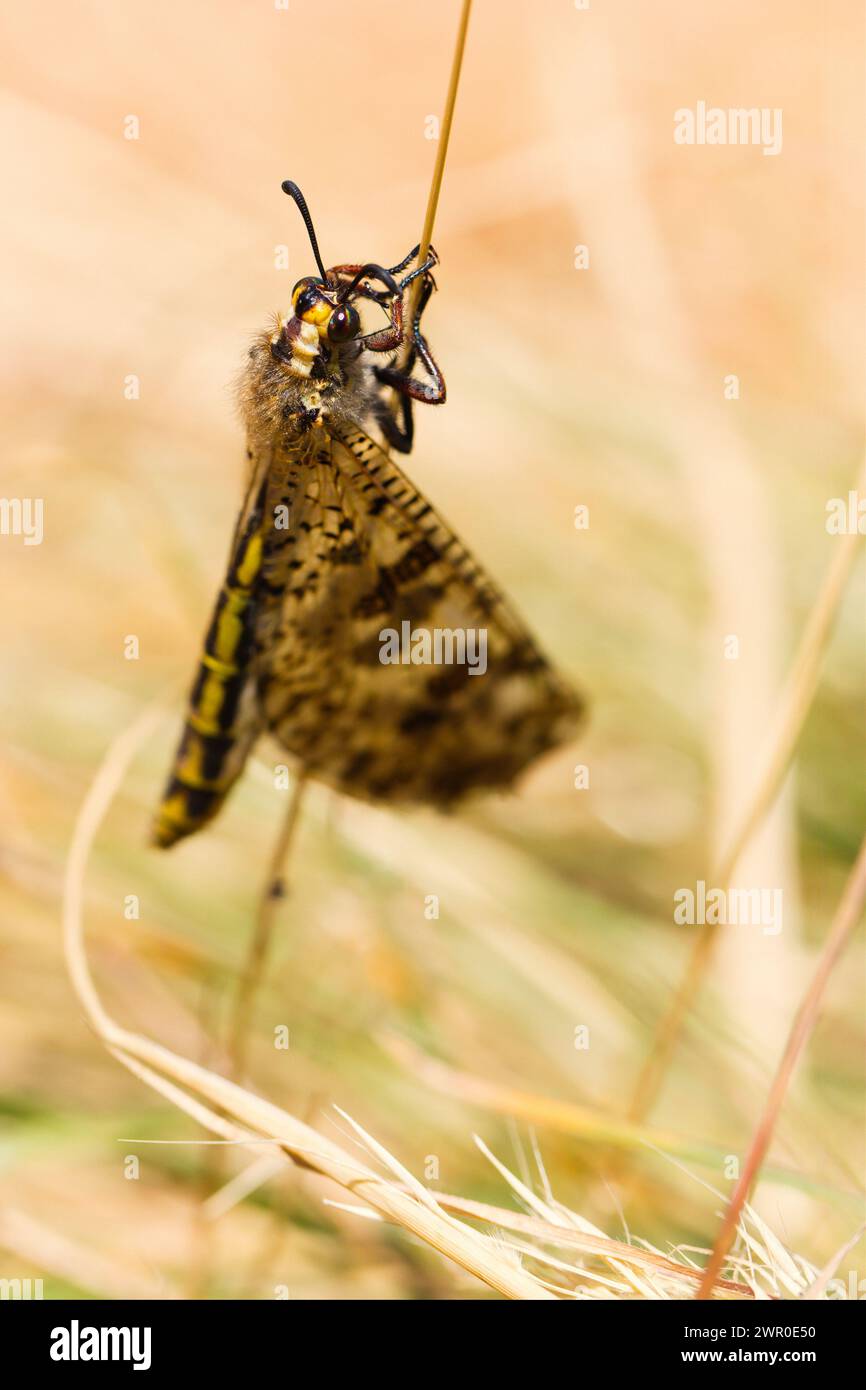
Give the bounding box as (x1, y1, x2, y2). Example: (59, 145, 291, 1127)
(281, 180, 328, 283)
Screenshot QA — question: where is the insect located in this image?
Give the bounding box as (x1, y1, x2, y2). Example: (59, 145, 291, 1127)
(152, 181, 583, 848)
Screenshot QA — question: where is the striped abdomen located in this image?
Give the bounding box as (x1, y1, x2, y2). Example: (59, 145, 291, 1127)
(151, 500, 266, 848)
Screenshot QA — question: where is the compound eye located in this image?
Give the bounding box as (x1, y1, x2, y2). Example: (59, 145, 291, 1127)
(327, 304, 360, 343)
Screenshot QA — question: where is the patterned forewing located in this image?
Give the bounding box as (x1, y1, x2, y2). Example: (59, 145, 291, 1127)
(254, 424, 582, 805)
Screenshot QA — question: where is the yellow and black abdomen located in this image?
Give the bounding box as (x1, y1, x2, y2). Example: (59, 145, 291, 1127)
(151, 499, 266, 849)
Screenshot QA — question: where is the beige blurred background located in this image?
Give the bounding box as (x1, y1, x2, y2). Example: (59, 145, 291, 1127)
(0, 0, 863, 1298)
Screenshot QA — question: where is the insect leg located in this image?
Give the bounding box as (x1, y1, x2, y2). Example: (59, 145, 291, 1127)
(374, 274, 446, 407)
(397, 257, 438, 293)
(375, 373, 415, 454)
(357, 253, 438, 354)
(328, 245, 436, 291)
(357, 294, 405, 353)
(389, 243, 438, 279)
(328, 265, 385, 297)
(386, 245, 420, 277)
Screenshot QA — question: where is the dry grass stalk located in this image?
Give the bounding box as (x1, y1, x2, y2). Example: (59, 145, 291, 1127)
(416, 0, 471, 268)
(407, 1189, 754, 1297)
(630, 460, 866, 1122)
(696, 830, 866, 1297)
(327, 1136, 831, 1300)
(227, 768, 307, 1080)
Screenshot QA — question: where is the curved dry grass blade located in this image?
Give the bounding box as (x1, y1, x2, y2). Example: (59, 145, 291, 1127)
(696, 832, 866, 1298)
(411, 1190, 754, 1297)
(61, 711, 555, 1300)
(475, 1137, 660, 1300)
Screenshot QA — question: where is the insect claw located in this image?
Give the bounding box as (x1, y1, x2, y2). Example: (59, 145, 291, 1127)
(398, 256, 438, 293)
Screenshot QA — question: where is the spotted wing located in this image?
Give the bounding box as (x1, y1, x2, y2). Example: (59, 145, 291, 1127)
(254, 423, 582, 805)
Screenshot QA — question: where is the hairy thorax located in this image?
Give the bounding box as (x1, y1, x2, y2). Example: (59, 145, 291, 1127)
(238, 322, 381, 451)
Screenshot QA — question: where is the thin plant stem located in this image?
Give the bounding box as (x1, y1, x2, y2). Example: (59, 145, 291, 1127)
(392, 0, 472, 391)
(385, 1, 472, 462)
(629, 462, 865, 1122)
(416, 0, 472, 272)
(228, 768, 308, 1080)
(696, 831, 866, 1298)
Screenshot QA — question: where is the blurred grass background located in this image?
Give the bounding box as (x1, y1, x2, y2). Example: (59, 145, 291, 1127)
(0, 0, 863, 1297)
